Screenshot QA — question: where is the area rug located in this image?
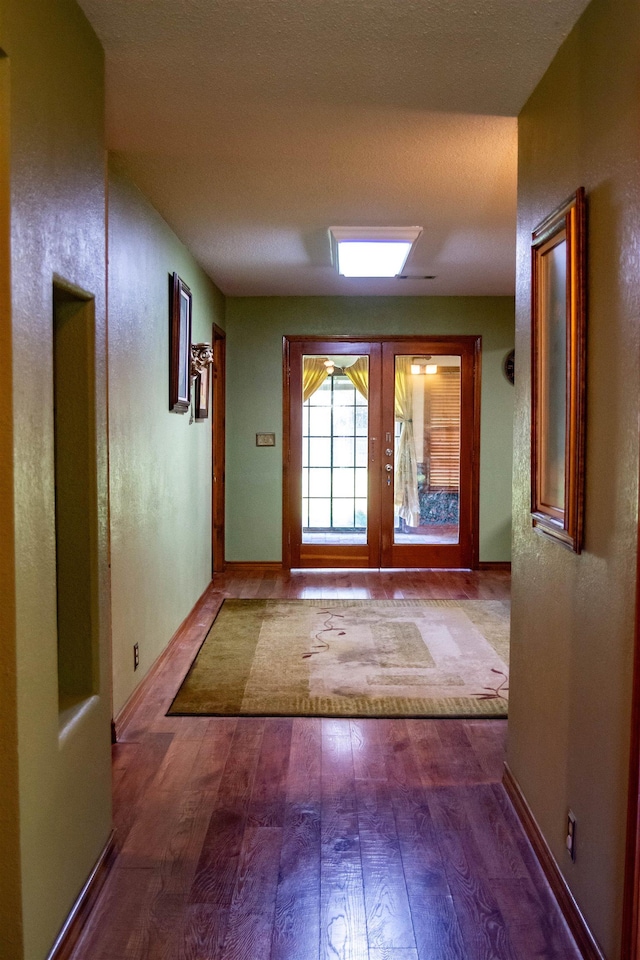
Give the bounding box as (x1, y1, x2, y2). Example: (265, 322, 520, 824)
(168, 599, 509, 718)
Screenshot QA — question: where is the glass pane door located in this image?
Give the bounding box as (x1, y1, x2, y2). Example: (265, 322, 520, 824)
(302, 355, 369, 546)
(380, 339, 477, 569)
(393, 354, 461, 546)
(286, 337, 477, 569)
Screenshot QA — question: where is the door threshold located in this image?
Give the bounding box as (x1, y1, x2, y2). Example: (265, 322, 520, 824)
(289, 566, 475, 573)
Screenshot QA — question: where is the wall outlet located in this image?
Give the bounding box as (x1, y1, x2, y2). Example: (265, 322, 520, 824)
(133, 643, 140, 671)
(566, 810, 576, 861)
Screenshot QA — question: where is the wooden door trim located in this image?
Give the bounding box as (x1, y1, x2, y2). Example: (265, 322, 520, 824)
(379, 336, 481, 570)
(471, 334, 482, 568)
(622, 511, 640, 959)
(282, 336, 292, 569)
(212, 324, 226, 575)
(284, 334, 482, 346)
(283, 337, 381, 570)
(283, 334, 481, 571)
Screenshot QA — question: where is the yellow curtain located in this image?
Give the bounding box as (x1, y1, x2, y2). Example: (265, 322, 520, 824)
(303, 357, 329, 402)
(343, 357, 368, 399)
(394, 357, 421, 527)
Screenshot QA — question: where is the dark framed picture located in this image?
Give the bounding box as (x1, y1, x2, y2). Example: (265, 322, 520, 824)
(531, 187, 586, 553)
(194, 367, 210, 420)
(169, 272, 192, 413)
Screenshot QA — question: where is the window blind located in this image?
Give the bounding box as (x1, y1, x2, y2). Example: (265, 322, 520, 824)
(427, 370, 461, 491)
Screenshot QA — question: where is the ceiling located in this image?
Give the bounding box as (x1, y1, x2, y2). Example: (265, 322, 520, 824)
(78, 0, 591, 297)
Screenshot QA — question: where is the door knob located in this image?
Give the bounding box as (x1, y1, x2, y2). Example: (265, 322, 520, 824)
(385, 463, 393, 472)
(385, 448, 393, 456)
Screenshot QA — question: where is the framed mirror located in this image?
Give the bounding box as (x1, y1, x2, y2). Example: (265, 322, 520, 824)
(530, 187, 586, 553)
(169, 272, 192, 413)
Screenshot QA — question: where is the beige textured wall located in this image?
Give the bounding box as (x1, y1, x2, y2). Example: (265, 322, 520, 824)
(508, 0, 640, 956)
(4, 1, 113, 958)
(108, 161, 225, 716)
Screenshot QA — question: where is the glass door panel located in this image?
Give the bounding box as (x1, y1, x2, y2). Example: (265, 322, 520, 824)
(286, 340, 381, 569)
(302, 355, 369, 546)
(393, 355, 461, 546)
(380, 339, 477, 569)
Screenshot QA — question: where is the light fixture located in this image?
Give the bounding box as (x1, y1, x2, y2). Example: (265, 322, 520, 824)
(410, 356, 438, 375)
(190, 342, 214, 381)
(189, 343, 215, 424)
(329, 226, 423, 278)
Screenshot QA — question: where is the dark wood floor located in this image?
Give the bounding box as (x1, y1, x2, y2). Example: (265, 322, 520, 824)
(71, 568, 581, 960)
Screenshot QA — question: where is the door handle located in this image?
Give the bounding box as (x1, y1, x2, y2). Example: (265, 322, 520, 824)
(385, 463, 393, 472)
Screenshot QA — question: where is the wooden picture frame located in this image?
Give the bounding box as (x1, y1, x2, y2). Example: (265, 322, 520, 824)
(194, 366, 210, 420)
(169, 272, 192, 413)
(531, 187, 586, 552)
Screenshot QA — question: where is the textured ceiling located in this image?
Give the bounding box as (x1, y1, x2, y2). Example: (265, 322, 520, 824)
(78, 0, 591, 296)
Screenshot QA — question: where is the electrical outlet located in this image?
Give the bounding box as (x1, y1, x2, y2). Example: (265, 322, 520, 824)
(566, 810, 576, 861)
(133, 643, 140, 671)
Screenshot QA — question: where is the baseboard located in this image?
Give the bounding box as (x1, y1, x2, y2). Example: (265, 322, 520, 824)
(477, 561, 512, 570)
(503, 763, 605, 960)
(46, 830, 117, 960)
(113, 580, 217, 741)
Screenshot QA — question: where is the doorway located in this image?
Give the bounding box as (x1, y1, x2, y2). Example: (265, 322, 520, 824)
(283, 336, 481, 569)
(211, 324, 226, 575)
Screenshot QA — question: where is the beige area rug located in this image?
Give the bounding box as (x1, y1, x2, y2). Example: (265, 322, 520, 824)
(168, 599, 510, 718)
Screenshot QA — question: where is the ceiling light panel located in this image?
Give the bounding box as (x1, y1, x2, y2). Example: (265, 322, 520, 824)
(330, 226, 422, 278)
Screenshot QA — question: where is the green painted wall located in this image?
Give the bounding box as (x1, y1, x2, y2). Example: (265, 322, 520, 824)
(225, 296, 514, 563)
(508, 0, 640, 955)
(3, 1, 112, 957)
(108, 160, 225, 716)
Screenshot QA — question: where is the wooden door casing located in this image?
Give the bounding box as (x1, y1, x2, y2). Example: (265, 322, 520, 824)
(380, 337, 481, 569)
(283, 338, 382, 569)
(283, 335, 481, 570)
(212, 324, 226, 575)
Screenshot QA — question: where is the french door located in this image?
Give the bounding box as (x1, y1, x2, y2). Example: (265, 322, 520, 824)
(283, 336, 480, 569)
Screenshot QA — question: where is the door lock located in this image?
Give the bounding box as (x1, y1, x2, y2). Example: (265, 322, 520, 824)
(385, 463, 393, 472)
(385, 448, 393, 457)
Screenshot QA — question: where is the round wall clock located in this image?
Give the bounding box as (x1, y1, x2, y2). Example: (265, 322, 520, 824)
(503, 349, 515, 385)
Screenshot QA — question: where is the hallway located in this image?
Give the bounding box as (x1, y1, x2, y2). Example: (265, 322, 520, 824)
(70, 569, 580, 960)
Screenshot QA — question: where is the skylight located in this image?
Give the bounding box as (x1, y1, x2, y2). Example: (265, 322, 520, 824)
(329, 226, 423, 279)
(337, 241, 412, 278)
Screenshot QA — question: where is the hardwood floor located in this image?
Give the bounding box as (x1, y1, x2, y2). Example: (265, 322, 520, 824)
(70, 568, 581, 960)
